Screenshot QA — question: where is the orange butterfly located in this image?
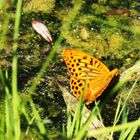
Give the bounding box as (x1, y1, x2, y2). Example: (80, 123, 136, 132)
(63, 49, 118, 105)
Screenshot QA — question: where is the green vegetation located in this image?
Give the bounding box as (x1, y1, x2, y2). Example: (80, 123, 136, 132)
(0, 0, 140, 139)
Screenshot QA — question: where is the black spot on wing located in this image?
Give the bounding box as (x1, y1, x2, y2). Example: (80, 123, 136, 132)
(79, 83, 82, 87)
(78, 59, 81, 62)
(75, 86, 78, 90)
(75, 73, 78, 77)
(76, 63, 80, 66)
(83, 55, 87, 59)
(90, 58, 93, 65)
(71, 64, 74, 67)
(73, 69, 76, 72)
(85, 63, 88, 67)
(78, 68, 82, 70)
(94, 60, 98, 65)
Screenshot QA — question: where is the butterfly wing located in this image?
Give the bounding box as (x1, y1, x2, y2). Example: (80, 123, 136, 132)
(70, 68, 118, 105)
(63, 49, 118, 104)
(70, 77, 85, 99)
(86, 68, 118, 104)
(63, 49, 110, 80)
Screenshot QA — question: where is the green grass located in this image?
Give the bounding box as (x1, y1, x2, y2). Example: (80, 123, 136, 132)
(0, 0, 140, 140)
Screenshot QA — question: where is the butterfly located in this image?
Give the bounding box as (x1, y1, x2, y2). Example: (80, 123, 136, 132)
(63, 49, 118, 105)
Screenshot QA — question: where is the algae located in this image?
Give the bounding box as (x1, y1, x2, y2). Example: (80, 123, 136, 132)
(0, 0, 140, 139)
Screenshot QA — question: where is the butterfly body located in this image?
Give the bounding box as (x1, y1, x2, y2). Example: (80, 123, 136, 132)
(63, 49, 118, 105)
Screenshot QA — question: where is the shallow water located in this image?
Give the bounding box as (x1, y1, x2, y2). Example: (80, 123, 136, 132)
(0, 0, 140, 139)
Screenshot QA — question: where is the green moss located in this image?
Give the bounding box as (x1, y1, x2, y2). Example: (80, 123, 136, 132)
(23, 0, 55, 13)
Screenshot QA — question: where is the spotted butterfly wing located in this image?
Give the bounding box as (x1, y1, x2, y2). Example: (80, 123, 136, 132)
(63, 49, 118, 105)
